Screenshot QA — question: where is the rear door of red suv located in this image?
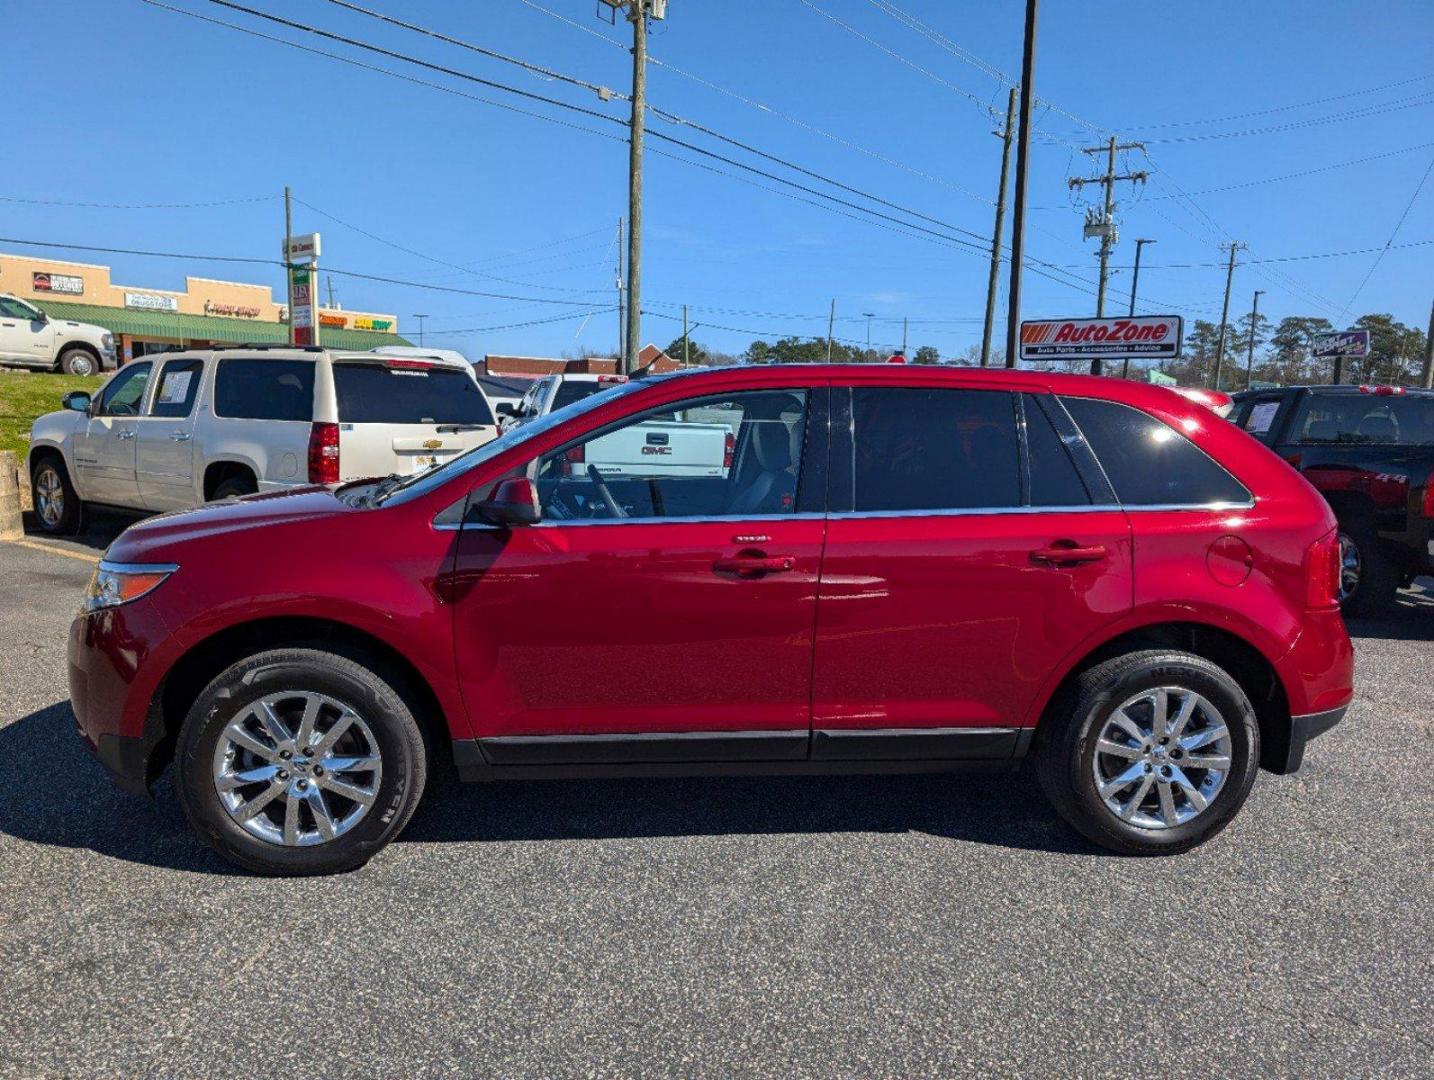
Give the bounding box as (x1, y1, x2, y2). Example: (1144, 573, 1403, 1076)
(809, 374, 1133, 760)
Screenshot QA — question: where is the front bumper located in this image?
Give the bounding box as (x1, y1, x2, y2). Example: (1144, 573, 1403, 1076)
(1276, 705, 1348, 774)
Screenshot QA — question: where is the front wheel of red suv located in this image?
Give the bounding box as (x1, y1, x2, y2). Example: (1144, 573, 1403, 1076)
(174, 647, 428, 876)
(1035, 650, 1260, 856)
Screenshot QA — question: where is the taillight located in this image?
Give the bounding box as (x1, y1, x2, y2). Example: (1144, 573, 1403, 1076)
(723, 431, 735, 469)
(1422, 469, 1434, 519)
(1305, 528, 1340, 609)
(562, 442, 585, 477)
(308, 421, 340, 484)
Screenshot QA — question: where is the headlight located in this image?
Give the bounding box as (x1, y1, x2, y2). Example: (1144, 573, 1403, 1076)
(101, 334, 115, 352)
(82, 561, 177, 612)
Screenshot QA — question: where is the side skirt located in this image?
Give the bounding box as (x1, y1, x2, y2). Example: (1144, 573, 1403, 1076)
(453, 727, 1032, 782)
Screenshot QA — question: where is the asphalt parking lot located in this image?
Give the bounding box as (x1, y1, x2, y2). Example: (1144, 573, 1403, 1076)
(1, 512, 1431, 1079)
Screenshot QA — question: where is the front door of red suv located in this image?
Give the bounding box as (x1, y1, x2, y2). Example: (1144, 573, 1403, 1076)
(448, 382, 827, 763)
(810, 382, 1133, 759)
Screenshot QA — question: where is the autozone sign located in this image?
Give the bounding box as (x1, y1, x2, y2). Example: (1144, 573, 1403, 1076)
(1019, 315, 1183, 360)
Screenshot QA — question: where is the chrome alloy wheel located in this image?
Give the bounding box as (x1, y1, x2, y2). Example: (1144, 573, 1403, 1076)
(34, 466, 64, 528)
(1091, 687, 1232, 831)
(213, 691, 382, 847)
(69, 354, 94, 375)
(1337, 532, 1362, 602)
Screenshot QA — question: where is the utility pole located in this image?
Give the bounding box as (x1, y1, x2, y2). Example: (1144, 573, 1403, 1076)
(1244, 289, 1265, 388)
(863, 313, 876, 360)
(1211, 241, 1245, 391)
(615, 217, 625, 364)
(1003, 0, 1039, 370)
(1421, 298, 1434, 389)
(621, 2, 650, 374)
(826, 298, 836, 362)
(981, 87, 1017, 368)
(902, 316, 908, 357)
(1069, 137, 1147, 319)
(682, 303, 689, 366)
(1121, 237, 1155, 378)
(326, 275, 337, 309)
(412, 315, 428, 346)
(284, 185, 294, 346)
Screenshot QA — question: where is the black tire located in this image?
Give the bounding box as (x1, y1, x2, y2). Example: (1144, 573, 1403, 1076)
(1034, 650, 1260, 856)
(175, 647, 428, 876)
(1338, 520, 1398, 617)
(29, 455, 82, 534)
(210, 473, 257, 501)
(57, 347, 99, 376)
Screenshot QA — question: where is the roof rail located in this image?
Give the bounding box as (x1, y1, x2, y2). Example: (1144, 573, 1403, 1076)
(211, 343, 326, 352)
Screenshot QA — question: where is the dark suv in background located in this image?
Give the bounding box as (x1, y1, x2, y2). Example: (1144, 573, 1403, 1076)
(1229, 385, 1434, 615)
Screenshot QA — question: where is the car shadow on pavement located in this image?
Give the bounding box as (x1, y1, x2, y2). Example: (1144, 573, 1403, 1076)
(1, 701, 1101, 872)
(23, 506, 144, 553)
(0, 702, 241, 875)
(1346, 582, 1434, 642)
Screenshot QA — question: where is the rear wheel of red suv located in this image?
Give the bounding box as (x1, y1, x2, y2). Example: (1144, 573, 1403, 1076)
(174, 647, 427, 876)
(1035, 650, 1260, 855)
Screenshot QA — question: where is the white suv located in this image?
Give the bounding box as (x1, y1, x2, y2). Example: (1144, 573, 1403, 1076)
(0, 293, 116, 375)
(27, 346, 498, 531)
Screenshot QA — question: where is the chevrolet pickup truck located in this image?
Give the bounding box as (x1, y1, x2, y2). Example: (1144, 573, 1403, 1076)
(1229, 384, 1434, 614)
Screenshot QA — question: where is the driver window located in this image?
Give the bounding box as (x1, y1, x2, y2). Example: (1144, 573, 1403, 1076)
(529, 388, 808, 521)
(0, 297, 37, 320)
(97, 362, 153, 417)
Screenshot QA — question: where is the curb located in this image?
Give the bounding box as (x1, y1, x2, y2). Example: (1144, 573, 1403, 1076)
(0, 451, 22, 539)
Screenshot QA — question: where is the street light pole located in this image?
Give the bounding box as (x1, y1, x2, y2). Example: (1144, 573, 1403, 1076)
(1003, 0, 1039, 369)
(863, 313, 875, 360)
(412, 314, 428, 346)
(1245, 290, 1265, 388)
(1121, 237, 1154, 379)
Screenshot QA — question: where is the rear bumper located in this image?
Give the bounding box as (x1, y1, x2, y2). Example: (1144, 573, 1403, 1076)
(1277, 705, 1348, 774)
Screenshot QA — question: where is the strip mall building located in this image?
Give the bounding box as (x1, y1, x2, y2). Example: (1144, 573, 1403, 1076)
(1, 252, 409, 361)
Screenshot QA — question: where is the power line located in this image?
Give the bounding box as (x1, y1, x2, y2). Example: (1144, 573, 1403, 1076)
(423, 307, 618, 336)
(321, 0, 625, 100)
(0, 193, 274, 209)
(1339, 153, 1434, 320)
(1138, 140, 1434, 200)
(1113, 72, 1434, 131)
(1140, 92, 1434, 144)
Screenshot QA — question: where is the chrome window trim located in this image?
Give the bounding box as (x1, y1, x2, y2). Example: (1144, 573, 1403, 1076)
(98, 560, 181, 574)
(433, 502, 1255, 531)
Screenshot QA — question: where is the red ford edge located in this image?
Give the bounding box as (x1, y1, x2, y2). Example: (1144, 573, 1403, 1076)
(69, 365, 1353, 874)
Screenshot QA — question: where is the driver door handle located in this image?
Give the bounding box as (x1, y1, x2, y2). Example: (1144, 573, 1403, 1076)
(1030, 542, 1107, 566)
(116, 430, 136, 440)
(170, 431, 192, 441)
(713, 553, 795, 577)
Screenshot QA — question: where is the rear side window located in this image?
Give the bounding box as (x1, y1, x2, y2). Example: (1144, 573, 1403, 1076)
(1241, 399, 1282, 440)
(1022, 395, 1091, 506)
(214, 359, 315, 421)
(149, 358, 203, 419)
(1289, 393, 1434, 446)
(1062, 397, 1251, 507)
(333, 363, 494, 425)
(852, 387, 1020, 511)
(553, 380, 612, 411)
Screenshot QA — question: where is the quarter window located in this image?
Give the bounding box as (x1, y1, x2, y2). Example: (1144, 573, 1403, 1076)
(148, 358, 203, 419)
(527, 389, 808, 520)
(213, 358, 315, 421)
(1022, 395, 1091, 506)
(1061, 396, 1251, 507)
(851, 387, 1020, 511)
(97, 362, 152, 417)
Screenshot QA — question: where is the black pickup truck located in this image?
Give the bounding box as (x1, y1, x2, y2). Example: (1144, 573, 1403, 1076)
(1229, 384, 1434, 615)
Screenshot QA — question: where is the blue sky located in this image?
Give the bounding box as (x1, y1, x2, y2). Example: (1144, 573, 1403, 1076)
(8, 0, 1433, 361)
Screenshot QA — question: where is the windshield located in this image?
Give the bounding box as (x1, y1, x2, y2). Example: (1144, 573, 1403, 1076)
(334, 362, 494, 426)
(1289, 393, 1434, 446)
(378, 377, 652, 506)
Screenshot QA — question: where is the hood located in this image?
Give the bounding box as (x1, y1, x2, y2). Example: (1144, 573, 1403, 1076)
(106, 488, 352, 561)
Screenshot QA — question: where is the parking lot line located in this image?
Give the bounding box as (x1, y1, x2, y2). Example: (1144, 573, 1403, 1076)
(2, 537, 99, 564)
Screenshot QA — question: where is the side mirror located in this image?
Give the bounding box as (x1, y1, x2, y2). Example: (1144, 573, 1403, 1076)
(37, 310, 49, 324)
(62, 390, 92, 413)
(495, 402, 518, 417)
(475, 477, 540, 527)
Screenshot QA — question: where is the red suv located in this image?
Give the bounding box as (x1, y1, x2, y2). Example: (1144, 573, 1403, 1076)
(69, 365, 1353, 874)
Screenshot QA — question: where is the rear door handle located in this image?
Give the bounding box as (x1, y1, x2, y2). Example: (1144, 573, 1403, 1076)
(713, 554, 795, 577)
(116, 430, 136, 441)
(1031, 542, 1107, 566)
(170, 431, 192, 441)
